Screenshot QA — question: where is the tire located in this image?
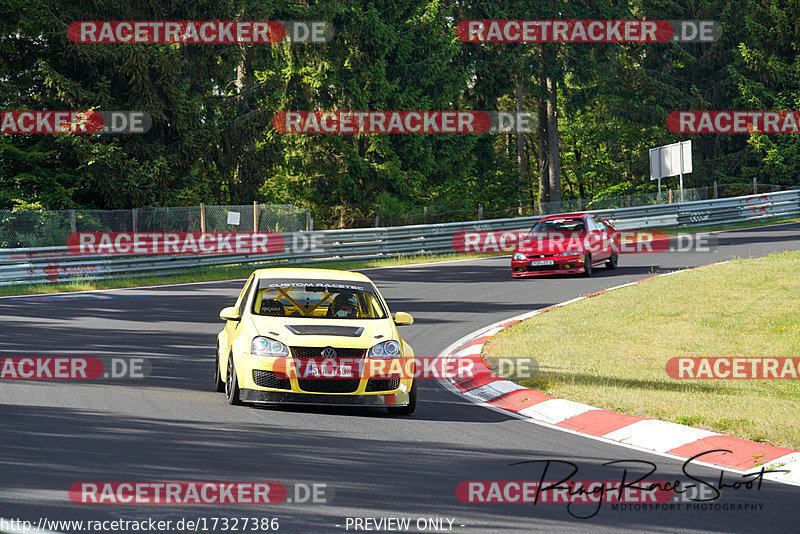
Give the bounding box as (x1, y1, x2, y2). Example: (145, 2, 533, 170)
(582, 253, 593, 277)
(606, 253, 618, 270)
(214, 346, 225, 392)
(387, 381, 417, 416)
(225, 353, 242, 405)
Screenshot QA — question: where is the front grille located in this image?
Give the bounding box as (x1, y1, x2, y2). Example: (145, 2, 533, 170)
(290, 347, 366, 360)
(297, 379, 361, 393)
(252, 370, 291, 390)
(527, 254, 556, 259)
(365, 376, 401, 392)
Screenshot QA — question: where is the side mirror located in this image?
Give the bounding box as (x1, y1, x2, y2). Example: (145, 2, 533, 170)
(219, 306, 241, 322)
(394, 312, 414, 326)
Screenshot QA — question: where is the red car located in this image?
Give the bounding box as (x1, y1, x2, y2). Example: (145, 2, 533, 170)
(511, 213, 619, 278)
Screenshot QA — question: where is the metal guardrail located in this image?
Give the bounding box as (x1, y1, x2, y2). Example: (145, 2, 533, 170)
(0, 190, 797, 286)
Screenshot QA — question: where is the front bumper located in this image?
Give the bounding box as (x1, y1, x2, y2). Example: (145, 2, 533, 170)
(240, 388, 411, 406)
(511, 256, 584, 277)
(234, 353, 413, 402)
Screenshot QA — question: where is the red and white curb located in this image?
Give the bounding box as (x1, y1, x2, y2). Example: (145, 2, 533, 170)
(437, 263, 800, 486)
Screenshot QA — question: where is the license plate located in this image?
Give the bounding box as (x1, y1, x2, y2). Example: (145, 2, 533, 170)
(530, 260, 555, 266)
(296, 358, 361, 378)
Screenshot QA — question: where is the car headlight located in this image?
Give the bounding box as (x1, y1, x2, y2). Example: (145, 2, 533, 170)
(512, 252, 527, 260)
(368, 340, 402, 359)
(251, 337, 289, 357)
(559, 248, 583, 257)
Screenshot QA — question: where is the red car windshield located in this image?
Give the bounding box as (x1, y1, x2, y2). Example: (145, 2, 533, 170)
(529, 218, 586, 234)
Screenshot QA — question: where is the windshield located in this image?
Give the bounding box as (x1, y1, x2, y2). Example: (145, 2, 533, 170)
(529, 218, 586, 235)
(251, 279, 387, 319)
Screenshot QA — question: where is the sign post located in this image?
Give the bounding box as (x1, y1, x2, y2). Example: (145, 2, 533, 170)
(650, 141, 692, 203)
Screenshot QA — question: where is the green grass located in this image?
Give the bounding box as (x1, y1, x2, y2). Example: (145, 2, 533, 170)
(483, 249, 800, 451)
(0, 253, 492, 297)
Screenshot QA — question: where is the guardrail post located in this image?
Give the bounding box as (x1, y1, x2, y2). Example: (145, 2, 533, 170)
(253, 201, 258, 232)
(306, 210, 313, 231)
(132, 208, 138, 232)
(200, 203, 206, 233)
(69, 210, 76, 233)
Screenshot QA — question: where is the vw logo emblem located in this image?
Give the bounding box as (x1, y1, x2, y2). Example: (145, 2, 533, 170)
(321, 347, 337, 358)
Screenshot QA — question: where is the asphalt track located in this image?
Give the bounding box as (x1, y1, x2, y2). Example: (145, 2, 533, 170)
(1, 222, 799, 533)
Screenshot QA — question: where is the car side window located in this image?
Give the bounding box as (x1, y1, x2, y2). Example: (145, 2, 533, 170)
(236, 276, 256, 316)
(585, 217, 599, 231)
(593, 216, 608, 231)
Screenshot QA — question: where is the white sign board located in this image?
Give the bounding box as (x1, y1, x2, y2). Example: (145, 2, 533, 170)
(650, 141, 692, 180)
(227, 211, 241, 225)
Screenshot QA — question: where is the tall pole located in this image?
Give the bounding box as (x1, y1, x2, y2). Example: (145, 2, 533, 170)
(657, 148, 663, 203)
(679, 142, 685, 203)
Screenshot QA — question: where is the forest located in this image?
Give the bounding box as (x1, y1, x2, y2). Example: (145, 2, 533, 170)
(2, 0, 798, 227)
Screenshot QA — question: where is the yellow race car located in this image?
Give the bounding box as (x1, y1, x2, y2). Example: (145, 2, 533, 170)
(214, 268, 416, 415)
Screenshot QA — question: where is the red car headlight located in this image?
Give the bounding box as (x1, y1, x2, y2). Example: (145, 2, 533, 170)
(558, 248, 583, 257)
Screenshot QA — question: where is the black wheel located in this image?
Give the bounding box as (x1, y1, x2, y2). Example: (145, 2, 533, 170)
(225, 353, 242, 405)
(214, 344, 225, 392)
(606, 253, 618, 270)
(387, 381, 417, 416)
(582, 253, 593, 277)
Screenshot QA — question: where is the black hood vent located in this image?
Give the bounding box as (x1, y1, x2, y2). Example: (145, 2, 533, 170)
(285, 325, 364, 337)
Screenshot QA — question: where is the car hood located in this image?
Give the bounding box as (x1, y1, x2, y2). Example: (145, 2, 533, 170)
(251, 316, 397, 349)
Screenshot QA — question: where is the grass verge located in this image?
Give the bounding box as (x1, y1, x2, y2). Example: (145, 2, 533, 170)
(482, 249, 800, 449)
(0, 253, 492, 297)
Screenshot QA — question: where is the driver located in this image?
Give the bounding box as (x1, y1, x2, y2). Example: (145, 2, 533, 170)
(330, 293, 359, 318)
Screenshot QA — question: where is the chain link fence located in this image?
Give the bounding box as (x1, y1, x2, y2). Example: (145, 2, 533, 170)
(334, 182, 792, 228)
(0, 204, 308, 248)
(0, 183, 792, 246)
